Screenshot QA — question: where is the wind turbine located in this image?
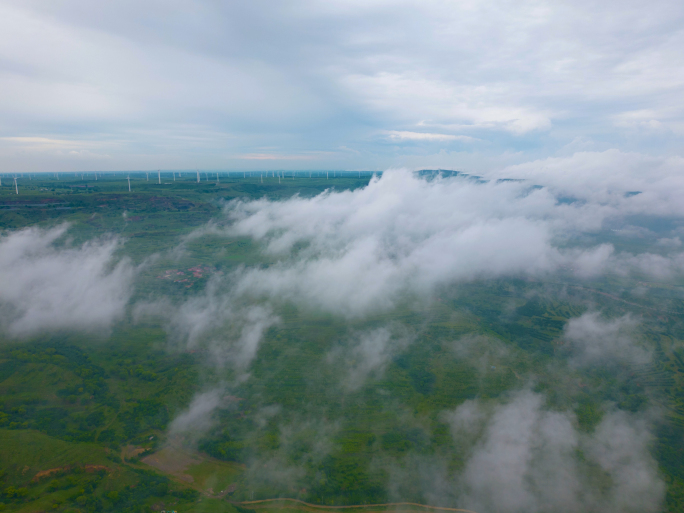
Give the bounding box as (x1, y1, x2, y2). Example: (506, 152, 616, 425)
(196, 169, 200, 183)
(173, 171, 175, 181)
(158, 169, 161, 184)
(146, 172, 149, 181)
(14, 176, 18, 194)
(216, 172, 219, 184)
(127, 175, 131, 192)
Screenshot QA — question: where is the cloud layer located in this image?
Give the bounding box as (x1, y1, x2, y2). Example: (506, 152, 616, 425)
(497, 150, 684, 218)
(147, 162, 684, 376)
(327, 325, 412, 391)
(135, 281, 278, 373)
(214, 165, 684, 316)
(443, 391, 664, 513)
(225, 170, 565, 315)
(121, 166, 676, 509)
(563, 312, 650, 367)
(0, 224, 134, 336)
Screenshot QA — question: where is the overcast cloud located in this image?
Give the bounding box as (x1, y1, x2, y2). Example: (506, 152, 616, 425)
(1, 0, 684, 171)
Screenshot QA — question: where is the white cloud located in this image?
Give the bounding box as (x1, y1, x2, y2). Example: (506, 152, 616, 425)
(0, 224, 134, 336)
(135, 279, 279, 372)
(495, 150, 684, 218)
(586, 410, 664, 513)
(656, 236, 681, 247)
(211, 167, 680, 316)
(143, 158, 676, 508)
(329, 326, 411, 390)
(613, 251, 684, 280)
(385, 131, 476, 142)
(563, 312, 650, 366)
(168, 388, 224, 439)
(346, 73, 553, 134)
(446, 391, 664, 513)
(238, 153, 320, 160)
(153, 163, 684, 379)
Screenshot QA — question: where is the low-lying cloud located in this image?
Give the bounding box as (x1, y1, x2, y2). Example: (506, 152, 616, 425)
(155, 164, 683, 385)
(497, 150, 684, 219)
(168, 387, 225, 440)
(442, 390, 664, 513)
(202, 167, 684, 317)
(0, 223, 134, 336)
(135, 280, 278, 372)
(563, 312, 650, 367)
(328, 325, 412, 391)
(145, 164, 676, 508)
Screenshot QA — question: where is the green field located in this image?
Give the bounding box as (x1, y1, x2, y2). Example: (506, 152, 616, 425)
(1, 173, 684, 512)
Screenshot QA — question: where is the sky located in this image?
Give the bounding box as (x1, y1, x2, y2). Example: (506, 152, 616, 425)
(1, 0, 683, 172)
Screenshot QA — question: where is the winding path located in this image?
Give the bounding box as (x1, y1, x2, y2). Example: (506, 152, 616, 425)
(235, 498, 478, 513)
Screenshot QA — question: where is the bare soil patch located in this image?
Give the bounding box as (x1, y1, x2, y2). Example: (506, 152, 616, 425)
(141, 445, 201, 483)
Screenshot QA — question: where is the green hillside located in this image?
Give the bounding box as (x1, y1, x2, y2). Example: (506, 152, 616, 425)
(2, 174, 684, 512)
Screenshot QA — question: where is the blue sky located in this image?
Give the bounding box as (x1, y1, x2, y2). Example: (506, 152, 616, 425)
(1, 0, 683, 172)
